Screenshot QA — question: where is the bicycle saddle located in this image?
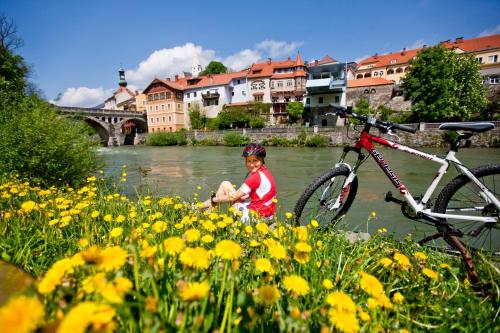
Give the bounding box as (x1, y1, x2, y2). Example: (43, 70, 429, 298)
(439, 122, 494, 133)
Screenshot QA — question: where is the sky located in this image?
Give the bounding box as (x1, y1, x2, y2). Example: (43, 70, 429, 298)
(2, 0, 500, 107)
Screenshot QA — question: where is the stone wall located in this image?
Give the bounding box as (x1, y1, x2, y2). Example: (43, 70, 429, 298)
(187, 124, 500, 148)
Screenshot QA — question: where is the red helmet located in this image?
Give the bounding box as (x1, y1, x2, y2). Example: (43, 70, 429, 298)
(242, 143, 266, 158)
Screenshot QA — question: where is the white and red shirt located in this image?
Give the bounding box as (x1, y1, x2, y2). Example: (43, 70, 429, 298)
(239, 165, 276, 217)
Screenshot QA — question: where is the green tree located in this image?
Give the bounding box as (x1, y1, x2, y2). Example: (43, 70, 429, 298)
(402, 45, 487, 121)
(286, 101, 304, 123)
(199, 61, 227, 76)
(353, 96, 373, 116)
(188, 103, 206, 129)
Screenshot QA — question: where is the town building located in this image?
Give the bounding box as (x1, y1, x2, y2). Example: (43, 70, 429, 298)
(247, 54, 308, 118)
(304, 56, 347, 126)
(142, 78, 185, 132)
(103, 68, 138, 111)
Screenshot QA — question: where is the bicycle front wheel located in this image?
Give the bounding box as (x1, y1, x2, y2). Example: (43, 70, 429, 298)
(294, 166, 358, 228)
(433, 163, 500, 256)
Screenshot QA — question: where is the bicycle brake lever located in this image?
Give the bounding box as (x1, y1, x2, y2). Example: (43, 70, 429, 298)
(387, 129, 401, 142)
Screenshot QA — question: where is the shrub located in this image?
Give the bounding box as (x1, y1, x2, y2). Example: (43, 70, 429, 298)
(0, 97, 99, 186)
(249, 117, 265, 128)
(298, 129, 307, 145)
(223, 133, 250, 146)
(442, 131, 459, 146)
(305, 134, 329, 147)
(188, 103, 206, 130)
(194, 136, 218, 146)
(146, 131, 187, 146)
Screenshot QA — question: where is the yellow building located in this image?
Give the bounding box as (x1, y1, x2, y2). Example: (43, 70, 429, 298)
(135, 92, 147, 113)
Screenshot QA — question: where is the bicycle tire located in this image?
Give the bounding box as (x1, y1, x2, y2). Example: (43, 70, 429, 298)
(294, 166, 358, 228)
(432, 163, 500, 256)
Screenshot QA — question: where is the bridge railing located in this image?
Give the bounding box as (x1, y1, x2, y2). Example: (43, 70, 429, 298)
(55, 105, 146, 116)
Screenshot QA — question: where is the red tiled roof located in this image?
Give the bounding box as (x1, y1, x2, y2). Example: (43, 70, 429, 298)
(142, 78, 185, 94)
(308, 55, 337, 67)
(296, 53, 304, 66)
(356, 48, 421, 70)
(113, 86, 137, 97)
(271, 70, 307, 79)
(347, 78, 393, 88)
(176, 70, 248, 89)
(442, 34, 500, 52)
(248, 55, 307, 78)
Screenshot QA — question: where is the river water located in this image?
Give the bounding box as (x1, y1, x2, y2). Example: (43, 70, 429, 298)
(100, 146, 499, 240)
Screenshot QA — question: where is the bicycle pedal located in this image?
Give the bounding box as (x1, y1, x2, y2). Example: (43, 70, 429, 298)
(385, 191, 404, 205)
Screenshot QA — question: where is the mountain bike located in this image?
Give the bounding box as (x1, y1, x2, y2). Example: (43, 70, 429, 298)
(294, 106, 499, 283)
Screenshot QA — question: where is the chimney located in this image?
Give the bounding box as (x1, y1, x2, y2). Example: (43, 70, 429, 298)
(175, 75, 179, 81)
(288, 56, 291, 60)
(401, 47, 406, 55)
(315, 60, 319, 65)
(374, 53, 378, 59)
(166, 78, 171, 82)
(455, 37, 464, 43)
(267, 58, 272, 64)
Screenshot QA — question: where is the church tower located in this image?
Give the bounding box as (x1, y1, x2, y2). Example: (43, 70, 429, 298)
(191, 51, 203, 77)
(118, 67, 127, 87)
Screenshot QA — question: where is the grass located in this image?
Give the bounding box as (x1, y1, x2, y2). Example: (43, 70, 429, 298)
(0, 173, 499, 332)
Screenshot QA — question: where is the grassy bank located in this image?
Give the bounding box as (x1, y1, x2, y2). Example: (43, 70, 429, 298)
(0, 174, 498, 332)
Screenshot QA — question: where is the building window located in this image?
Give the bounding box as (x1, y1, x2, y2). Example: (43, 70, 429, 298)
(187, 93, 190, 98)
(169, 116, 172, 123)
(155, 105, 158, 111)
(488, 55, 498, 63)
(149, 106, 152, 111)
(168, 104, 171, 110)
(321, 119, 328, 127)
(371, 89, 376, 94)
(177, 103, 181, 110)
(160, 92, 165, 99)
(166, 92, 171, 99)
(176, 93, 183, 100)
(356, 74, 363, 79)
(272, 97, 278, 103)
(148, 95, 153, 101)
(490, 76, 499, 84)
(284, 97, 290, 102)
(254, 95, 263, 102)
(287, 80, 293, 86)
(396, 68, 403, 73)
(150, 118, 154, 123)
(373, 72, 378, 77)
(143, 101, 146, 106)
(156, 117, 159, 123)
(335, 96, 340, 103)
(363, 89, 369, 94)
(306, 98, 310, 104)
(387, 69, 394, 74)
(154, 93, 159, 100)
(364, 73, 371, 78)
(237, 79, 241, 84)
(379, 71, 383, 76)
(277, 81, 283, 88)
(162, 116, 165, 123)
(319, 97, 323, 104)
(161, 104, 164, 110)
(271, 81, 275, 88)
(194, 92, 197, 97)
(188, 102, 191, 108)
(476, 57, 483, 64)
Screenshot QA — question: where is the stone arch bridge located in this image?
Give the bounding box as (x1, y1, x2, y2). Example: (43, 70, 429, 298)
(56, 106, 148, 146)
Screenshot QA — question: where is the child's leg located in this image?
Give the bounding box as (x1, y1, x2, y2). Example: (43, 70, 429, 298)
(201, 181, 235, 208)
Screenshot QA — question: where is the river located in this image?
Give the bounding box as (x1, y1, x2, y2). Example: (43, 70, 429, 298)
(100, 146, 499, 240)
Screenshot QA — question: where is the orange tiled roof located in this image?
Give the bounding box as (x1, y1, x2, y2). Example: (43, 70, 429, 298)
(142, 78, 185, 94)
(271, 70, 307, 79)
(113, 86, 137, 97)
(442, 34, 500, 52)
(248, 54, 307, 78)
(176, 70, 248, 90)
(347, 78, 393, 88)
(308, 55, 337, 67)
(356, 48, 421, 70)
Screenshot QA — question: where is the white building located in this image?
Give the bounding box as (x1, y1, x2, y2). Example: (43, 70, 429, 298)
(103, 68, 137, 110)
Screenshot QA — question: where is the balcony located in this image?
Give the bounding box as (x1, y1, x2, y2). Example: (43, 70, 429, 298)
(201, 91, 220, 100)
(306, 78, 346, 94)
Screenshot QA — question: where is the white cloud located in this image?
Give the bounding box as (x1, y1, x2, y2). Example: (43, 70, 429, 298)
(479, 24, 500, 37)
(126, 43, 216, 87)
(407, 38, 425, 50)
(256, 40, 303, 58)
(51, 87, 113, 107)
(223, 49, 262, 71)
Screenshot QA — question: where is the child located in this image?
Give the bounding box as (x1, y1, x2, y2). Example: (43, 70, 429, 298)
(202, 143, 276, 222)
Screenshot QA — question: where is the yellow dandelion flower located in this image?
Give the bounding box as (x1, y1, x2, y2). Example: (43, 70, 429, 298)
(184, 228, 201, 242)
(359, 272, 384, 297)
(38, 254, 84, 294)
(116, 214, 126, 223)
(294, 226, 309, 241)
(257, 285, 280, 306)
(414, 251, 427, 261)
(328, 308, 359, 333)
(282, 275, 309, 297)
(285, 212, 293, 219)
(255, 258, 274, 274)
(293, 251, 310, 264)
(249, 240, 260, 247)
(290, 306, 301, 319)
(57, 302, 115, 333)
(201, 234, 214, 244)
(294, 242, 312, 253)
(392, 291, 404, 304)
(163, 237, 185, 256)
(244, 225, 253, 234)
(59, 215, 72, 227)
(179, 247, 211, 270)
(179, 280, 210, 302)
(326, 291, 356, 313)
(255, 222, 270, 235)
(152, 221, 167, 233)
(358, 308, 371, 322)
(202, 220, 216, 232)
(91, 210, 100, 219)
(316, 240, 323, 249)
(394, 252, 411, 270)
(422, 267, 439, 280)
(103, 214, 113, 222)
(322, 279, 333, 290)
(379, 257, 393, 268)
(0, 295, 45, 333)
(215, 240, 242, 261)
(264, 238, 286, 260)
(439, 263, 450, 269)
(78, 238, 89, 247)
(20, 200, 36, 213)
(310, 219, 319, 228)
(49, 218, 59, 226)
(97, 246, 128, 272)
(370, 211, 377, 218)
(109, 227, 123, 238)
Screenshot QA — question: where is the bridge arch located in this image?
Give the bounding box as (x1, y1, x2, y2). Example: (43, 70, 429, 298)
(117, 117, 148, 145)
(85, 117, 110, 146)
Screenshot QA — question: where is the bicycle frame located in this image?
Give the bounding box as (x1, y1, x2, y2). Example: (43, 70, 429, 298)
(336, 130, 500, 224)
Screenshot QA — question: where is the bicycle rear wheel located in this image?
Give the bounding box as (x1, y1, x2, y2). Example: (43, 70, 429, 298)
(432, 163, 500, 257)
(294, 166, 358, 228)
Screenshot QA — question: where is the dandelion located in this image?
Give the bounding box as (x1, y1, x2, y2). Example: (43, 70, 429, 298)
(393, 292, 404, 304)
(326, 291, 356, 313)
(0, 295, 45, 333)
(422, 267, 439, 280)
(179, 247, 211, 270)
(201, 234, 214, 244)
(78, 238, 89, 247)
(38, 254, 84, 294)
(256, 222, 270, 235)
(294, 226, 309, 241)
(164, 237, 185, 255)
(215, 240, 242, 261)
(103, 214, 113, 222)
(184, 228, 201, 242)
(264, 238, 286, 260)
(439, 263, 450, 269)
(359, 272, 384, 297)
(310, 219, 319, 228)
(257, 285, 280, 305)
(20, 200, 36, 213)
(283, 275, 310, 297)
(322, 279, 333, 290)
(294, 242, 312, 253)
(97, 246, 128, 272)
(57, 302, 115, 333)
(249, 240, 260, 247)
(60, 215, 72, 227)
(179, 280, 210, 302)
(152, 221, 167, 233)
(394, 252, 411, 270)
(328, 308, 359, 333)
(379, 257, 393, 268)
(255, 258, 274, 274)
(290, 307, 301, 319)
(116, 215, 126, 223)
(370, 211, 377, 218)
(414, 251, 428, 261)
(285, 212, 294, 219)
(109, 227, 123, 238)
(91, 210, 100, 219)
(358, 308, 371, 322)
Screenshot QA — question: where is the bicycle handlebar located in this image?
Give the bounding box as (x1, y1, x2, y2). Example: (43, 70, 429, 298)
(331, 105, 417, 134)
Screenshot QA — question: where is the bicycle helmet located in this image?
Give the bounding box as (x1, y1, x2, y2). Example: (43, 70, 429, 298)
(242, 143, 266, 158)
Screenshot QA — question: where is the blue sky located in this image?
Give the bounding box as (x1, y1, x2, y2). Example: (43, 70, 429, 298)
(2, 0, 500, 106)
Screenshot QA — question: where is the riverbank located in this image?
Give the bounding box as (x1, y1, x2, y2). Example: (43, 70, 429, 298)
(0, 175, 498, 332)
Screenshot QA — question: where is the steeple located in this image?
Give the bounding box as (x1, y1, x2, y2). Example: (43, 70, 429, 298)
(191, 51, 203, 78)
(118, 66, 127, 87)
(296, 51, 304, 66)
